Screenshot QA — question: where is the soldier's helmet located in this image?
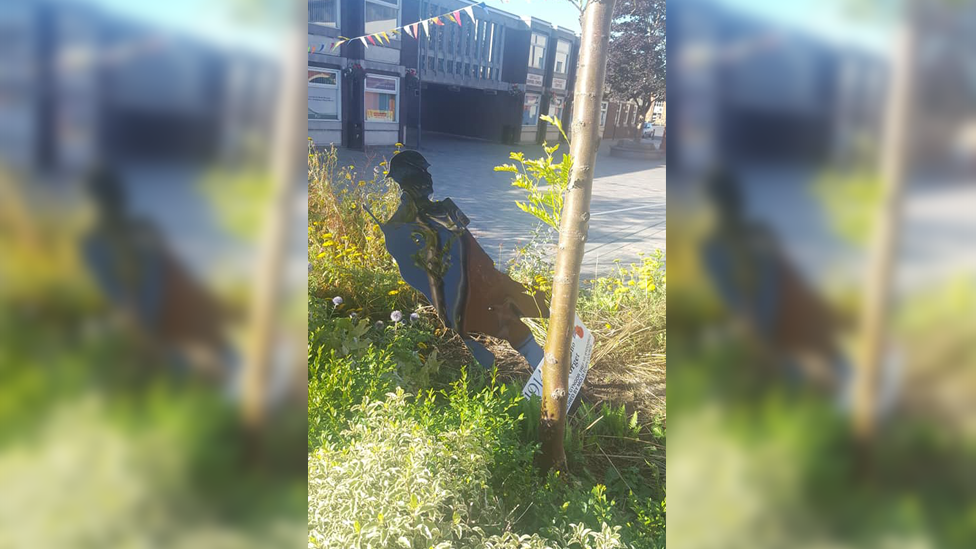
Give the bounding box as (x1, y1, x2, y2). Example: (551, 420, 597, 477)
(388, 150, 431, 186)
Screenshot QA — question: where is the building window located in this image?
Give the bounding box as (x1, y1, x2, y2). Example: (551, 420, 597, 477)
(630, 104, 638, 125)
(614, 105, 621, 127)
(309, 0, 338, 27)
(554, 39, 571, 74)
(600, 101, 608, 126)
(528, 32, 547, 70)
(365, 0, 400, 39)
(523, 93, 541, 126)
(308, 67, 340, 120)
(364, 75, 398, 122)
(548, 96, 565, 122)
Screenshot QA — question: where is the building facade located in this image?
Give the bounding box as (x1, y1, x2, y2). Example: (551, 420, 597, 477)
(307, 0, 582, 149)
(2, 1, 259, 175)
(598, 99, 644, 141)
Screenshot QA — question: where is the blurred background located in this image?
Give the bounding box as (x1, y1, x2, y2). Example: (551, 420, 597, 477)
(0, 0, 306, 546)
(668, 0, 976, 547)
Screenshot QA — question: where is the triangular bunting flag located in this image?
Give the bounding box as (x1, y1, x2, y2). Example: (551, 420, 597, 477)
(331, 40, 345, 51)
(404, 24, 415, 38)
(421, 19, 429, 36)
(367, 35, 377, 45)
(360, 36, 369, 48)
(454, 10, 463, 25)
(463, 6, 475, 22)
(433, 16, 445, 26)
(381, 31, 390, 43)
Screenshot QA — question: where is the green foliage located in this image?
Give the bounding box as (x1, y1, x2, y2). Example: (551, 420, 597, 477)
(308, 143, 424, 319)
(307, 138, 667, 548)
(812, 167, 883, 247)
(199, 168, 272, 241)
(576, 251, 667, 402)
(494, 125, 572, 231)
(308, 389, 628, 549)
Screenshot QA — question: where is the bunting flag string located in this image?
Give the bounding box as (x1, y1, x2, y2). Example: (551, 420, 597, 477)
(308, 1, 487, 54)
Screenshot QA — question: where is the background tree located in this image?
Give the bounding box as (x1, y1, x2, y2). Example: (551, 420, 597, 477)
(605, 0, 666, 136)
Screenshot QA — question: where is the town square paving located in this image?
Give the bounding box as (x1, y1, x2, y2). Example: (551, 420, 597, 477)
(335, 133, 666, 277)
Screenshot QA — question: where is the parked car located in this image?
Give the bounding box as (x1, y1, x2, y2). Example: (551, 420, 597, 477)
(642, 122, 660, 138)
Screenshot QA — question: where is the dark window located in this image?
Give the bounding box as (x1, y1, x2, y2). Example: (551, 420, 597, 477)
(308, 0, 338, 27)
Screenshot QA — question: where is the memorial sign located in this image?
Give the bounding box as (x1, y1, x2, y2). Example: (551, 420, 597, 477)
(521, 314, 593, 412)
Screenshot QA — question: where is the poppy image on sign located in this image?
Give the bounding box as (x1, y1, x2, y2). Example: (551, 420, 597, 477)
(575, 326, 584, 339)
(365, 151, 549, 369)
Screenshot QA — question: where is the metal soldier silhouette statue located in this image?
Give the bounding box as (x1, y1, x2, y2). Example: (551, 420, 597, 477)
(366, 150, 549, 369)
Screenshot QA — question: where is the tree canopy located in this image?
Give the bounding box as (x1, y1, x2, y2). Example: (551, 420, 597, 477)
(605, 0, 666, 121)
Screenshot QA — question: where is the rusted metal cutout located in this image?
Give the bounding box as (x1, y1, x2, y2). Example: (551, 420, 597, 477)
(367, 150, 549, 369)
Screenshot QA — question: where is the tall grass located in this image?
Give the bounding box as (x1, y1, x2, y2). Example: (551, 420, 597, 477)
(308, 143, 422, 319)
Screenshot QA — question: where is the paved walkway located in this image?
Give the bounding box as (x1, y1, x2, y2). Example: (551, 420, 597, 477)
(334, 134, 665, 276)
(736, 166, 976, 295)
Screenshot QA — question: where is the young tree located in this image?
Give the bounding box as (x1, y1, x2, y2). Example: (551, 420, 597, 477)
(540, 0, 617, 472)
(605, 0, 666, 139)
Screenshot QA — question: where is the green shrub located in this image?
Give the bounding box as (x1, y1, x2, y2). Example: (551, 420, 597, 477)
(308, 389, 626, 549)
(308, 144, 423, 319)
(494, 116, 572, 231)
